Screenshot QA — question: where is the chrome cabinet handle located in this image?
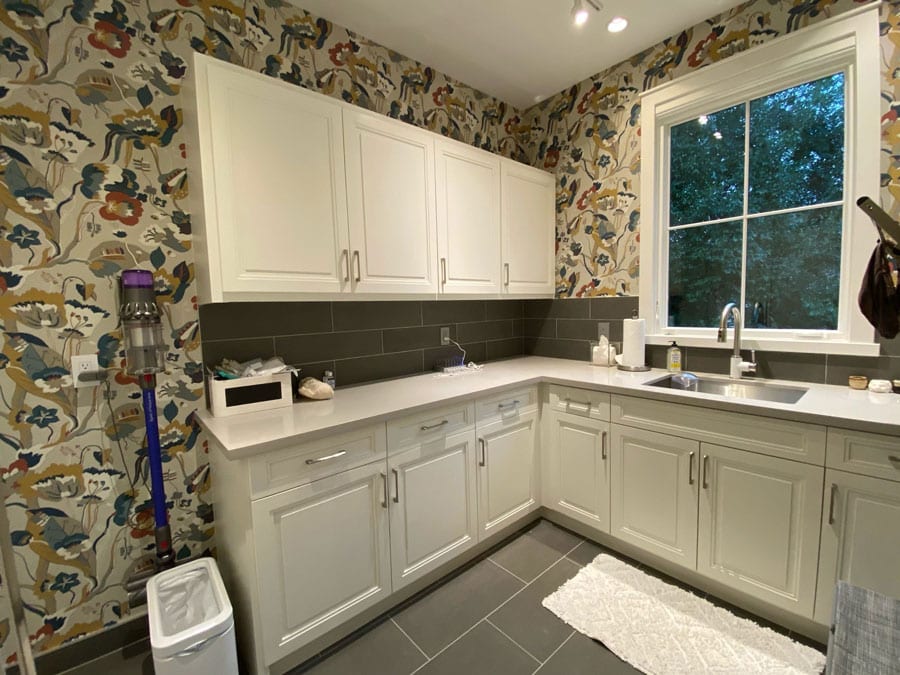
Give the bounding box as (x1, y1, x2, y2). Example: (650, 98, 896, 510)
(601, 431, 608, 460)
(479, 438, 486, 467)
(498, 400, 520, 410)
(392, 468, 400, 503)
(342, 249, 350, 283)
(420, 420, 449, 431)
(380, 472, 388, 508)
(305, 450, 347, 465)
(828, 483, 838, 524)
(441, 257, 447, 285)
(702, 454, 710, 489)
(565, 398, 591, 410)
(688, 451, 695, 485)
(353, 250, 361, 282)
(504, 262, 510, 286)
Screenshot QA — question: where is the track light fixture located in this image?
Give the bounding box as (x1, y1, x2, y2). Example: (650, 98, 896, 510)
(572, 0, 603, 27)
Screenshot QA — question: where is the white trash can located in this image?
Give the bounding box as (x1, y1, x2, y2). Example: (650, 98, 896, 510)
(147, 557, 239, 675)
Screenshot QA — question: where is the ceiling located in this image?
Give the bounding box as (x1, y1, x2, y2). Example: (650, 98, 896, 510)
(294, 0, 748, 109)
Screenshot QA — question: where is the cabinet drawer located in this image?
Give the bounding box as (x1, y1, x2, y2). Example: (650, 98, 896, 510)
(548, 385, 610, 421)
(611, 395, 826, 465)
(476, 387, 538, 423)
(387, 402, 475, 452)
(250, 424, 387, 498)
(826, 428, 900, 482)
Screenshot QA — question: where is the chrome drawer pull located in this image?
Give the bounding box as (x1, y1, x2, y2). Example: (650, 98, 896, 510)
(565, 398, 591, 409)
(420, 420, 449, 431)
(353, 250, 361, 282)
(601, 431, 608, 460)
(341, 249, 350, 282)
(828, 483, 838, 524)
(479, 438, 486, 467)
(380, 472, 388, 508)
(702, 454, 710, 489)
(392, 469, 400, 503)
(688, 451, 695, 485)
(305, 450, 347, 465)
(498, 400, 520, 410)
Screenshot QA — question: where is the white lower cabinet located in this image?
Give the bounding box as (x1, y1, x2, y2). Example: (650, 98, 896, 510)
(697, 443, 824, 617)
(610, 425, 699, 568)
(387, 429, 479, 590)
(546, 410, 610, 532)
(477, 409, 539, 538)
(252, 461, 391, 665)
(814, 469, 900, 624)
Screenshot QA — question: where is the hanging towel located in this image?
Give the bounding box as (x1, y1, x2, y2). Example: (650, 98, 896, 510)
(859, 241, 900, 339)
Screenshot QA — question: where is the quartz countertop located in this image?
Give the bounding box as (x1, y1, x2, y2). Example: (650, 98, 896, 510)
(196, 356, 900, 458)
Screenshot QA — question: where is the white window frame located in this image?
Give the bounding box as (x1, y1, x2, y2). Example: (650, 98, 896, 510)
(639, 5, 881, 356)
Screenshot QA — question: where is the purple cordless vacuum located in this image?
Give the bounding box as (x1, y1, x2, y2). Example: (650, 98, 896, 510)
(119, 269, 175, 570)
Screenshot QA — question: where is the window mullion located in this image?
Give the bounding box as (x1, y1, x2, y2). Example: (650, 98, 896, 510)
(740, 100, 751, 329)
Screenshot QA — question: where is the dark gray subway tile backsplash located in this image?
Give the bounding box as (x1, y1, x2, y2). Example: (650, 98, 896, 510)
(199, 296, 900, 388)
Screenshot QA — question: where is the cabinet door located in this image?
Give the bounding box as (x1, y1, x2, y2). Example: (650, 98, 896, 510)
(698, 443, 823, 617)
(610, 425, 699, 568)
(435, 141, 501, 294)
(814, 470, 900, 624)
(252, 462, 390, 665)
(477, 410, 539, 538)
(501, 160, 555, 295)
(344, 110, 438, 294)
(546, 411, 610, 532)
(199, 56, 350, 297)
(388, 430, 478, 590)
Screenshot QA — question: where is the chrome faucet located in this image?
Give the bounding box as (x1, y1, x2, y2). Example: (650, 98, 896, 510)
(717, 302, 757, 379)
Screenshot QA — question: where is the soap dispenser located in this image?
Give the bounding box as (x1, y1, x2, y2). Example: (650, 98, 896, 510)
(666, 341, 682, 372)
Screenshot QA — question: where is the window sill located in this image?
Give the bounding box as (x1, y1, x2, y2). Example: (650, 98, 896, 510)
(646, 333, 880, 357)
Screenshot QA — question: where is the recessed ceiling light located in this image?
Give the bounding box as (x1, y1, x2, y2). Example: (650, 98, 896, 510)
(607, 16, 628, 33)
(572, 0, 602, 27)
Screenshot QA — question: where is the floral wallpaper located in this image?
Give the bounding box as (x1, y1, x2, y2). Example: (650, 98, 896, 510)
(0, 0, 532, 665)
(524, 0, 891, 298)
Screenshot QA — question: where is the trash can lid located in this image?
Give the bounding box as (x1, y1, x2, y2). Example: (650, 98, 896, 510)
(147, 557, 233, 660)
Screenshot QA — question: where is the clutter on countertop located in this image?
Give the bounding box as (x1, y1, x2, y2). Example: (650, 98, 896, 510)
(298, 377, 334, 400)
(206, 356, 297, 417)
(867, 378, 893, 394)
(590, 336, 615, 367)
(848, 375, 868, 390)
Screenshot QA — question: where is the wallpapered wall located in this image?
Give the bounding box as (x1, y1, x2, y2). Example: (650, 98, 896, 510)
(523, 0, 894, 298)
(0, 0, 533, 664)
(0, 0, 896, 665)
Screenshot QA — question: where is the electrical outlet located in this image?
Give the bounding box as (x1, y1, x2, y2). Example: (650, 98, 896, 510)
(598, 322, 610, 340)
(71, 354, 100, 389)
(440, 326, 450, 345)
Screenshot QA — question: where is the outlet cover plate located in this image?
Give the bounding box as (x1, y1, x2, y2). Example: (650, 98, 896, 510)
(440, 327, 450, 345)
(71, 354, 99, 389)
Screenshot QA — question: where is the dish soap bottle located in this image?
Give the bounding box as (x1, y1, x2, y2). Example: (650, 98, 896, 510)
(666, 341, 682, 372)
(322, 370, 336, 388)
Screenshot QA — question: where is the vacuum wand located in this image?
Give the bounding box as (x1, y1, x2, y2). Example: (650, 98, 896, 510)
(120, 270, 174, 570)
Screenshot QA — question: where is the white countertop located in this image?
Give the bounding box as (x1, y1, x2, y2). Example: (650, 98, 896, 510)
(196, 356, 900, 458)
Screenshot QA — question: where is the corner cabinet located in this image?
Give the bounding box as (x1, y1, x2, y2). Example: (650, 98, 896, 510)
(187, 54, 350, 300)
(501, 161, 556, 296)
(187, 53, 555, 302)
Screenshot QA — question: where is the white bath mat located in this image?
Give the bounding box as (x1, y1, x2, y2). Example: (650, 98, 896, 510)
(542, 554, 826, 675)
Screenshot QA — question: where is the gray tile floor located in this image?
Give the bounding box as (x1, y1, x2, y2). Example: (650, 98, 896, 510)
(59, 519, 824, 675)
(295, 520, 641, 675)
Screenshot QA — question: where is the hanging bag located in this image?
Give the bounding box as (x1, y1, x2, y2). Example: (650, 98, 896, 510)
(858, 241, 900, 339)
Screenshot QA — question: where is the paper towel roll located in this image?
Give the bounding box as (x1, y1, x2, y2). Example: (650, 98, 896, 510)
(621, 318, 645, 367)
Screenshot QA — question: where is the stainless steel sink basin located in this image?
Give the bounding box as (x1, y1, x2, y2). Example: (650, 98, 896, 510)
(645, 374, 808, 404)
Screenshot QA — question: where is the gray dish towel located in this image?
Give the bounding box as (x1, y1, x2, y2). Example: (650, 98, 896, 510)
(826, 581, 900, 674)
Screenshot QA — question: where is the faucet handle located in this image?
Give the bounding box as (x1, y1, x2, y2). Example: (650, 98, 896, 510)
(750, 349, 756, 364)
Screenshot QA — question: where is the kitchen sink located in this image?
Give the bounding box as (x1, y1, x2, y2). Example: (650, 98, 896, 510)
(645, 374, 808, 404)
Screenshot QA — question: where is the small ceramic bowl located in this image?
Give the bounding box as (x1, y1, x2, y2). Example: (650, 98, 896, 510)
(848, 375, 868, 390)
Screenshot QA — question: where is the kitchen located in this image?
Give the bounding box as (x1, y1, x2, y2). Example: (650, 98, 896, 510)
(0, 0, 898, 673)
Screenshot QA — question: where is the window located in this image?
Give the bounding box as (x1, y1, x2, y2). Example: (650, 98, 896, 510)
(639, 7, 880, 355)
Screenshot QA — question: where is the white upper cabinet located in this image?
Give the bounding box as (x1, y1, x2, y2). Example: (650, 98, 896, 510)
(344, 109, 438, 294)
(501, 160, 556, 296)
(189, 54, 350, 301)
(435, 141, 502, 294)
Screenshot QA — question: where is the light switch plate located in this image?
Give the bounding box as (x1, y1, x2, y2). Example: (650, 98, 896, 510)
(71, 354, 99, 389)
